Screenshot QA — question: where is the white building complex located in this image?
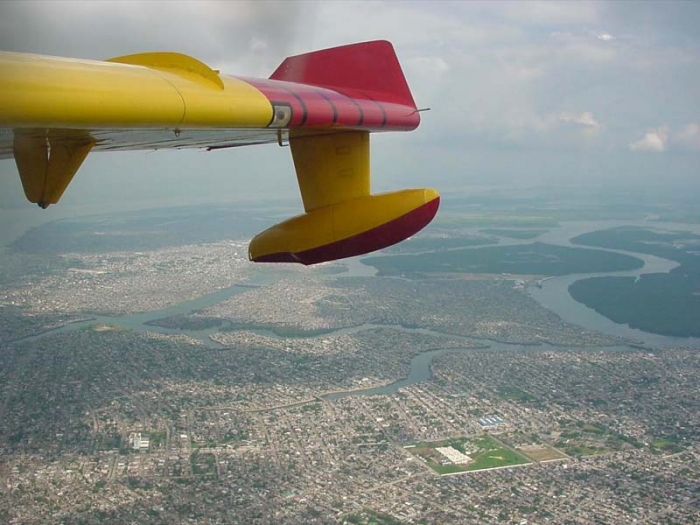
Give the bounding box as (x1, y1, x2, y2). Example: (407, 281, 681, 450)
(436, 446, 472, 465)
(128, 432, 150, 451)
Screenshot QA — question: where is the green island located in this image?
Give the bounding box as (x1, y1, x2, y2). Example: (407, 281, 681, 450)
(381, 235, 496, 254)
(147, 316, 337, 338)
(569, 227, 700, 338)
(569, 275, 700, 337)
(365, 242, 643, 277)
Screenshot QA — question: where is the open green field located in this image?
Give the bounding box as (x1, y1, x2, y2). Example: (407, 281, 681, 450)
(496, 386, 535, 402)
(464, 436, 530, 471)
(518, 445, 568, 462)
(560, 443, 605, 456)
(582, 423, 605, 434)
(650, 438, 684, 454)
(407, 435, 530, 475)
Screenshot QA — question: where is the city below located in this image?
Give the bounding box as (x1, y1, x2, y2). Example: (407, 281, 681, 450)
(1, 195, 699, 524)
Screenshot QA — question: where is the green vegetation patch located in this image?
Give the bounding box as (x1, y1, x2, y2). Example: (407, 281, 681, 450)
(569, 275, 700, 338)
(221, 322, 336, 338)
(365, 242, 643, 277)
(571, 227, 700, 265)
(650, 438, 684, 454)
(464, 435, 530, 471)
(301, 401, 322, 413)
(190, 451, 217, 476)
(518, 446, 568, 462)
(578, 422, 605, 434)
(561, 443, 604, 457)
(556, 420, 642, 457)
(95, 432, 122, 451)
(147, 431, 166, 448)
(497, 386, 535, 402)
(464, 447, 528, 471)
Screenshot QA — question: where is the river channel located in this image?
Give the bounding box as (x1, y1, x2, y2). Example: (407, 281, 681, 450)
(9, 219, 699, 400)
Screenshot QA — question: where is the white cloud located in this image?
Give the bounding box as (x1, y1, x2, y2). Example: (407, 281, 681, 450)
(630, 124, 700, 152)
(555, 112, 602, 141)
(559, 112, 600, 128)
(596, 33, 615, 41)
(630, 127, 669, 152)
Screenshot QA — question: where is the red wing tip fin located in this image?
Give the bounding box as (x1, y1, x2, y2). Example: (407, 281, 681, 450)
(270, 40, 417, 109)
(252, 195, 440, 265)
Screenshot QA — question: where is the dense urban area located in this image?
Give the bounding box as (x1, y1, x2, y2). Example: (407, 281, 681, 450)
(1, 203, 699, 524)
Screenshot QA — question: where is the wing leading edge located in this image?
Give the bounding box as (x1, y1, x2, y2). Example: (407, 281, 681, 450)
(0, 40, 439, 263)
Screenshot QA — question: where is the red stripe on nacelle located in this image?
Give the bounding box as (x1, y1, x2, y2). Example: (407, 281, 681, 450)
(244, 77, 419, 130)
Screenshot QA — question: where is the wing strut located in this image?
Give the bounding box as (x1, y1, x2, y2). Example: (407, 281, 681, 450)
(292, 131, 370, 212)
(13, 130, 94, 208)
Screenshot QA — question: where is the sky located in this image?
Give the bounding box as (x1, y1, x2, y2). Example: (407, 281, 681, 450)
(1, 0, 699, 221)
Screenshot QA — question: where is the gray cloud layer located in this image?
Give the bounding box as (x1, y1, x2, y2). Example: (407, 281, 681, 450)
(1, 0, 698, 212)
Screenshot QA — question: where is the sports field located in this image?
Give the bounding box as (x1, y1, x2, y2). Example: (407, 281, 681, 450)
(407, 435, 530, 475)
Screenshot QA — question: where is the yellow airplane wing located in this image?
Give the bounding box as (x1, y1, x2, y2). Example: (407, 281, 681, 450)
(0, 41, 439, 264)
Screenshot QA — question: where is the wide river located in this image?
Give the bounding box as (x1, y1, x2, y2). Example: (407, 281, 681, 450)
(527, 220, 700, 349)
(9, 219, 700, 399)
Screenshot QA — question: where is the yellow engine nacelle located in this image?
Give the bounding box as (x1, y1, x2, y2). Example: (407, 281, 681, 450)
(249, 188, 439, 265)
